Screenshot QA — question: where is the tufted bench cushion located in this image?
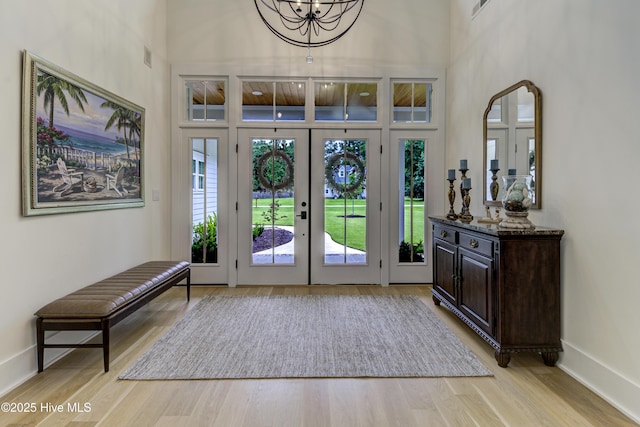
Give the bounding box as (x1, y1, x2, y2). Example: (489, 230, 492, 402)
(35, 261, 190, 373)
(36, 261, 190, 319)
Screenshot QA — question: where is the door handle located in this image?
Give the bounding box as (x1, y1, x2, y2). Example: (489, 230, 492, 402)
(296, 211, 307, 220)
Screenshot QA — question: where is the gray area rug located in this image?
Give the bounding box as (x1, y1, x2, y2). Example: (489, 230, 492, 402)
(119, 295, 492, 380)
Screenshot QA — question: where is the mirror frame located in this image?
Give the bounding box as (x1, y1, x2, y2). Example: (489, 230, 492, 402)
(483, 80, 542, 209)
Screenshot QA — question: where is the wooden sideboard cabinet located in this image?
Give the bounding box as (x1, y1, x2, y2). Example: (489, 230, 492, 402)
(429, 216, 564, 367)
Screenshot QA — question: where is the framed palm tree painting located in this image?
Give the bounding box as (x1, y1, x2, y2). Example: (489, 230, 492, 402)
(21, 50, 145, 216)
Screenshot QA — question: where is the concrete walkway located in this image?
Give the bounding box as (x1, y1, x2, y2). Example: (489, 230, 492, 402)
(252, 225, 366, 264)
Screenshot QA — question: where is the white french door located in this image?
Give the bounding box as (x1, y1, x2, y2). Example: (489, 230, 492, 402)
(310, 129, 381, 284)
(236, 128, 381, 285)
(237, 129, 310, 285)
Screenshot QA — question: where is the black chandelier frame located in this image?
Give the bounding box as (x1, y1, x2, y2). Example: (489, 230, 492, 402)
(254, 0, 364, 49)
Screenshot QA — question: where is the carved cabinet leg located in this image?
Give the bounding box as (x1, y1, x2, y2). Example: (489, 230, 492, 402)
(541, 351, 559, 367)
(495, 350, 511, 368)
(432, 295, 441, 306)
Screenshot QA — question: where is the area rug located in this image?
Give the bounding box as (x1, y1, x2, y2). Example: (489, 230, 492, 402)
(119, 295, 492, 380)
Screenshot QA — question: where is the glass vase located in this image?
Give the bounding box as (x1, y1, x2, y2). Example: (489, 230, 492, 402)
(499, 175, 534, 229)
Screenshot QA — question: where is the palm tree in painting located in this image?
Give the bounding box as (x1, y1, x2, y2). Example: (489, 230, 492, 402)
(127, 112, 142, 161)
(36, 71, 87, 128)
(102, 101, 135, 160)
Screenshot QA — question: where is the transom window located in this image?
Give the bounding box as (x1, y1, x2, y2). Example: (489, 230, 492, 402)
(181, 77, 438, 125)
(392, 81, 432, 123)
(185, 79, 226, 122)
(314, 81, 378, 122)
(242, 81, 306, 122)
(239, 79, 378, 123)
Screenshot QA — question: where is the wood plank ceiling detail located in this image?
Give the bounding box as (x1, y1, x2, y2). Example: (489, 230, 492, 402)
(190, 81, 425, 108)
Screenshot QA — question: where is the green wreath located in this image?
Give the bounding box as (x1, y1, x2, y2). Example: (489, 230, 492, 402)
(256, 149, 294, 191)
(324, 151, 366, 195)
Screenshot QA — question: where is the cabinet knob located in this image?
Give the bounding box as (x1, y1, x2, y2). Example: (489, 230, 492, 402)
(440, 230, 448, 238)
(470, 239, 479, 248)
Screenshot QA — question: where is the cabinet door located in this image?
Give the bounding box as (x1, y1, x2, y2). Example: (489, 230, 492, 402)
(458, 248, 494, 336)
(433, 238, 457, 306)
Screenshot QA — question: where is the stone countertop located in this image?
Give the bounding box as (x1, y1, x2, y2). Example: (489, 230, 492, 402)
(428, 216, 565, 238)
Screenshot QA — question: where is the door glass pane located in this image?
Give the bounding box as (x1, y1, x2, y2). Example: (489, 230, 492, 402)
(191, 138, 218, 263)
(185, 80, 225, 121)
(251, 139, 295, 264)
(399, 140, 425, 263)
(323, 139, 367, 264)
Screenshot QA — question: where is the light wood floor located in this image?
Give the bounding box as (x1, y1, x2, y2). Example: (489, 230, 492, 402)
(2, 285, 637, 427)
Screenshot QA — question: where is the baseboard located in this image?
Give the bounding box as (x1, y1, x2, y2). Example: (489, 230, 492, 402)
(0, 331, 98, 398)
(559, 340, 640, 424)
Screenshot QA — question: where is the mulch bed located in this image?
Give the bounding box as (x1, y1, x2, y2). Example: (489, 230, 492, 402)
(252, 227, 294, 253)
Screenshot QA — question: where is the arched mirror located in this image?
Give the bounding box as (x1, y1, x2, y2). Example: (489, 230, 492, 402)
(483, 80, 542, 209)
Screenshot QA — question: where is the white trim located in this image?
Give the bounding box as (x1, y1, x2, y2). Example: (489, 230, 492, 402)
(559, 340, 640, 424)
(0, 331, 98, 398)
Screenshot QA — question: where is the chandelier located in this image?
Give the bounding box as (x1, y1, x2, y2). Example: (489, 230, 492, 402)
(254, 0, 364, 63)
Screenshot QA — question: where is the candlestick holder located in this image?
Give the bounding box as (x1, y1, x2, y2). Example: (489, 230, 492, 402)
(446, 178, 458, 220)
(478, 166, 503, 224)
(459, 185, 473, 223)
(489, 167, 500, 201)
(458, 167, 468, 218)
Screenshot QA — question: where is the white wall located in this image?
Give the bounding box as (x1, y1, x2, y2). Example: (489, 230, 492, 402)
(448, 0, 640, 421)
(0, 0, 170, 395)
(167, 0, 450, 70)
(4, 1, 637, 421)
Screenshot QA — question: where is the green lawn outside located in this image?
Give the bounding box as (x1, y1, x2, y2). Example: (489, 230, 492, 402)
(251, 197, 424, 252)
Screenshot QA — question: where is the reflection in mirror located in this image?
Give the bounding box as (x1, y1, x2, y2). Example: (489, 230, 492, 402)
(483, 80, 541, 209)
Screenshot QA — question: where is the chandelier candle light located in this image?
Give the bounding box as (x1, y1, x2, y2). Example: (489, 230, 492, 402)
(254, 0, 364, 63)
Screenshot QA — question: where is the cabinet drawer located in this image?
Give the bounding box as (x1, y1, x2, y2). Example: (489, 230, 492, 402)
(459, 232, 493, 257)
(434, 225, 456, 244)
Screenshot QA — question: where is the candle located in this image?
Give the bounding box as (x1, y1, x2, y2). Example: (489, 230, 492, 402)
(462, 178, 471, 189)
(447, 169, 456, 180)
(508, 168, 517, 176)
(460, 159, 468, 170)
(490, 159, 499, 170)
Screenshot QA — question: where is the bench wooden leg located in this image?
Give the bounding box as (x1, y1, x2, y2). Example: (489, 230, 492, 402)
(102, 319, 110, 372)
(187, 271, 191, 302)
(36, 317, 44, 373)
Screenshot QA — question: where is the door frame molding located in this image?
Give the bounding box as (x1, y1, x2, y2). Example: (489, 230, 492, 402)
(171, 63, 447, 287)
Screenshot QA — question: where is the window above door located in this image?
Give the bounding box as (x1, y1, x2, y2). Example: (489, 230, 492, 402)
(179, 74, 441, 128)
(240, 79, 379, 123)
(184, 79, 227, 122)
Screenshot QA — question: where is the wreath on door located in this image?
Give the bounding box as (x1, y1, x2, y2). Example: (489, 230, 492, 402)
(324, 151, 366, 195)
(255, 149, 294, 191)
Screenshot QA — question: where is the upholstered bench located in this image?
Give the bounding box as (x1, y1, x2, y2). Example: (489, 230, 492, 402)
(35, 261, 190, 373)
